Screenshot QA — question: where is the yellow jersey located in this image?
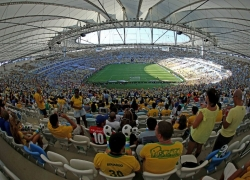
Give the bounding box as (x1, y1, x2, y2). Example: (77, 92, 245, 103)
(187, 115, 196, 127)
(18, 131, 27, 146)
(140, 142, 183, 174)
(216, 110, 223, 122)
(191, 106, 218, 144)
(221, 106, 246, 137)
(161, 109, 171, 116)
(71, 96, 83, 110)
(34, 92, 45, 110)
(94, 153, 140, 177)
(147, 109, 159, 117)
(57, 98, 66, 105)
(47, 121, 73, 139)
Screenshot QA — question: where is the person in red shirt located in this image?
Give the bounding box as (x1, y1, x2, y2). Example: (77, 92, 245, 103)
(89, 115, 108, 145)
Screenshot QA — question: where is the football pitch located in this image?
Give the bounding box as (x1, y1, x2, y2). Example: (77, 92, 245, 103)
(87, 63, 183, 89)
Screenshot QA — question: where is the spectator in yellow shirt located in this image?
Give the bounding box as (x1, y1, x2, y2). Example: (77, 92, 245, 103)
(48, 113, 83, 139)
(216, 103, 223, 122)
(147, 103, 159, 117)
(161, 104, 171, 116)
(94, 133, 140, 176)
(140, 121, 183, 174)
(70, 89, 87, 127)
(187, 106, 198, 128)
(34, 88, 47, 118)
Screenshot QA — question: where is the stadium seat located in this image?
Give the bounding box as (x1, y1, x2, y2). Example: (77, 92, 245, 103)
(86, 118, 96, 128)
(99, 171, 135, 180)
(64, 159, 97, 180)
(203, 131, 218, 149)
(2, 166, 20, 180)
(42, 130, 57, 146)
(171, 137, 183, 143)
(225, 141, 246, 163)
(205, 149, 231, 173)
(40, 151, 69, 177)
(90, 142, 107, 153)
(176, 155, 208, 180)
(212, 122, 221, 132)
(0, 172, 8, 180)
(69, 135, 90, 154)
(136, 145, 144, 163)
(5, 135, 14, 146)
(143, 168, 177, 180)
(86, 113, 93, 118)
(53, 136, 72, 150)
(23, 144, 47, 167)
(172, 129, 187, 138)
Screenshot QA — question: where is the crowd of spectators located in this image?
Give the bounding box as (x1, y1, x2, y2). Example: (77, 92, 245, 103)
(0, 48, 250, 179)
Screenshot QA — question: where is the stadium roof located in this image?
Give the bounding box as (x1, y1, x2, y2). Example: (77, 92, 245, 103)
(1, 0, 250, 62)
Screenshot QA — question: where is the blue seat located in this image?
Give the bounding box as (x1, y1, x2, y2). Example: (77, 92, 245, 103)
(205, 149, 231, 173)
(137, 112, 146, 115)
(86, 113, 93, 118)
(118, 112, 124, 115)
(24, 144, 47, 167)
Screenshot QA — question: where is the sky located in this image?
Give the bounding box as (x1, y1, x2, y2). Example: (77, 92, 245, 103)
(77, 28, 189, 45)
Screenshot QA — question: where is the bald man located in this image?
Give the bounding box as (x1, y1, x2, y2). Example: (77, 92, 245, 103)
(106, 112, 120, 131)
(212, 89, 246, 151)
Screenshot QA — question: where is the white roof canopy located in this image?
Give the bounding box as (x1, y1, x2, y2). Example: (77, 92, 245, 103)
(0, 0, 250, 61)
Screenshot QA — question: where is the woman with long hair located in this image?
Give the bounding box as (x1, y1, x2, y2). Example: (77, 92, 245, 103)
(186, 88, 219, 158)
(9, 113, 43, 147)
(173, 115, 187, 130)
(123, 108, 136, 127)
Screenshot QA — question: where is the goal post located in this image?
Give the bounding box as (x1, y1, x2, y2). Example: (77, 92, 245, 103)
(129, 76, 140, 81)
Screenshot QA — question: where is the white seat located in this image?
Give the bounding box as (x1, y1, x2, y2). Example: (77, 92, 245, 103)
(40, 151, 69, 177)
(161, 116, 171, 120)
(0, 172, 8, 180)
(42, 131, 57, 146)
(99, 171, 135, 180)
(172, 129, 187, 138)
(90, 142, 107, 153)
(171, 137, 183, 143)
(53, 136, 72, 150)
(136, 144, 144, 163)
(5, 135, 14, 145)
(138, 128, 147, 132)
(143, 168, 177, 180)
(240, 135, 250, 146)
(213, 122, 221, 131)
(203, 131, 218, 149)
(69, 135, 90, 155)
(40, 119, 49, 128)
(67, 111, 74, 116)
(2, 166, 20, 180)
(64, 159, 97, 180)
(176, 155, 208, 180)
(225, 141, 246, 163)
(12, 141, 26, 155)
(84, 127, 91, 137)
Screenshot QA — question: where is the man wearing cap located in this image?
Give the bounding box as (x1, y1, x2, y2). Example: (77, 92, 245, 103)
(89, 115, 108, 145)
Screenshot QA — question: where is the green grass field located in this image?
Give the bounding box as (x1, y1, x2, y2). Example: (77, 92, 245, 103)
(88, 63, 182, 83)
